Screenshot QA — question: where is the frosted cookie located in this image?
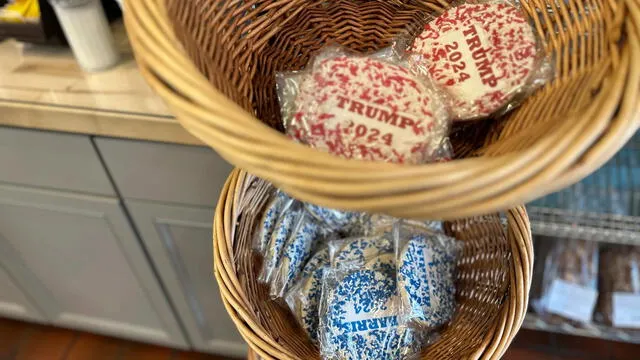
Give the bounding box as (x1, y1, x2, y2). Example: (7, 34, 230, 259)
(365, 253, 396, 277)
(404, 219, 444, 233)
(397, 233, 457, 328)
(304, 203, 360, 233)
(322, 269, 405, 360)
(260, 207, 300, 283)
(300, 247, 330, 281)
(256, 192, 292, 251)
(363, 214, 396, 236)
(272, 216, 322, 297)
(289, 55, 448, 164)
(290, 247, 329, 341)
(362, 215, 443, 236)
(411, 3, 537, 119)
(332, 235, 394, 267)
(297, 260, 327, 344)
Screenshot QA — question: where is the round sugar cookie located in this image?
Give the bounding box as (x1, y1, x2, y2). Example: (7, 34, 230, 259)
(397, 233, 456, 328)
(289, 56, 447, 164)
(304, 203, 360, 233)
(262, 209, 299, 283)
(257, 194, 292, 251)
(411, 3, 537, 119)
(300, 247, 329, 281)
(365, 253, 396, 277)
(333, 235, 393, 267)
(322, 269, 405, 360)
(298, 262, 326, 344)
(274, 217, 321, 297)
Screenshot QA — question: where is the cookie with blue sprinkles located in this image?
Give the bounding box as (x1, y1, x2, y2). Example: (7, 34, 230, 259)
(296, 260, 327, 344)
(397, 233, 457, 329)
(321, 269, 406, 360)
(365, 253, 396, 277)
(300, 246, 330, 282)
(272, 215, 322, 297)
(304, 203, 360, 233)
(255, 191, 292, 251)
(332, 235, 394, 267)
(260, 205, 300, 283)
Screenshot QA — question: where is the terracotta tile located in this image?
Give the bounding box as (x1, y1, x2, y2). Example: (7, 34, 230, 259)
(512, 329, 554, 349)
(611, 341, 640, 360)
(65, 333, 125, 360)
(503, 347, 558, 360)
(120, 343, 172, 360)
(171, 350, 238, 360)
(554, 333, 612, 359)
(14, 325, 77, 360)
(0, 318, 32, 359)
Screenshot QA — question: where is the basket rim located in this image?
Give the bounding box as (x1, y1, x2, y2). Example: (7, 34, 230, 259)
(212, 168, 534, 360)
(124, 0, 640, 220)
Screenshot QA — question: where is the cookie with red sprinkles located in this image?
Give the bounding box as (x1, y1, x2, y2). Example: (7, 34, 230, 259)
(411, 2, 538, 119)
(287, 55, 448, 164)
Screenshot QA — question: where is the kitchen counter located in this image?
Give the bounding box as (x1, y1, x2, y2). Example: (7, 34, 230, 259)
(0, 23, 202, 145)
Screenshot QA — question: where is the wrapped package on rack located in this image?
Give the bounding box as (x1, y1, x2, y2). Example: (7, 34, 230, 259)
(595, 246, 640, 329)
(534, 239, 599, 326)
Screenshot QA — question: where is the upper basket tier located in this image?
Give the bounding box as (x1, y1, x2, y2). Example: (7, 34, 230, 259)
(125, 0, 640, 220)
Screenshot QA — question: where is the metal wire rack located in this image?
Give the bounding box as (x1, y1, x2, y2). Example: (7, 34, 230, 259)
(528, 132, 640, 245)
(523, 313, 640, 345)
(525, 133, 640, 343)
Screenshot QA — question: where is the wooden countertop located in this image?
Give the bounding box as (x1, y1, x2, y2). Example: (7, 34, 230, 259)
(0, 23, 202, 146)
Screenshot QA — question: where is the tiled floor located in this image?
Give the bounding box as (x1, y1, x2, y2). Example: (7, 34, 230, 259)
(0, 318, 231, 360)
(1, 317, 638, 359)
(506, 329, 639, 360)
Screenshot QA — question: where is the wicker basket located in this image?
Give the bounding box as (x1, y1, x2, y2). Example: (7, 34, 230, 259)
(125, 0, 639, 220)
(213, 168, 533, 360)
(248, 348, 261, 360)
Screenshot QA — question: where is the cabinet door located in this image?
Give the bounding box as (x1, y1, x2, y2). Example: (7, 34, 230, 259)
(0, 263, 45, 322)
(0, 184, 187, 348)
(95, 138, 232, 207)
(127, 200, 247, 357)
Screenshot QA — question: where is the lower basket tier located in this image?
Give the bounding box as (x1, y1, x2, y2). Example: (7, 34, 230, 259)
(212, 169, 534, 359)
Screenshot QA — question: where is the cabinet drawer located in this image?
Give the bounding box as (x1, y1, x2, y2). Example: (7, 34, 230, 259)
(95, 138, 232, 206)
(0, 127, 115, 195)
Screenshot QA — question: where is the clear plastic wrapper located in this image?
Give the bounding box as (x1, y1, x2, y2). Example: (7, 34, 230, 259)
(534, 239, 599, 325)
(364, 214, 443, 236)
(285, 233, 398, 346)
(595, 246, 640, 328)
(304, 203, 363, 237)
(271, 212, 325, 298)
(329, 235, 395, 270)
(395, 223, 459, 330)
(259, 201, 303, 284)
(285, 246, 330, 344)
(278, 46, 450, 164)
(408, 0, 552, 120)
(318, 266, 417, 360)
(253, 190, 294, 252)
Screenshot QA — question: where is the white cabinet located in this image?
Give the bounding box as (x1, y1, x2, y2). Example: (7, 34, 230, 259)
(0, 129, 242, 356)
(0, 263, 45, 322)
(127, 200, 247, 357)
(0, 183, 188, 348)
